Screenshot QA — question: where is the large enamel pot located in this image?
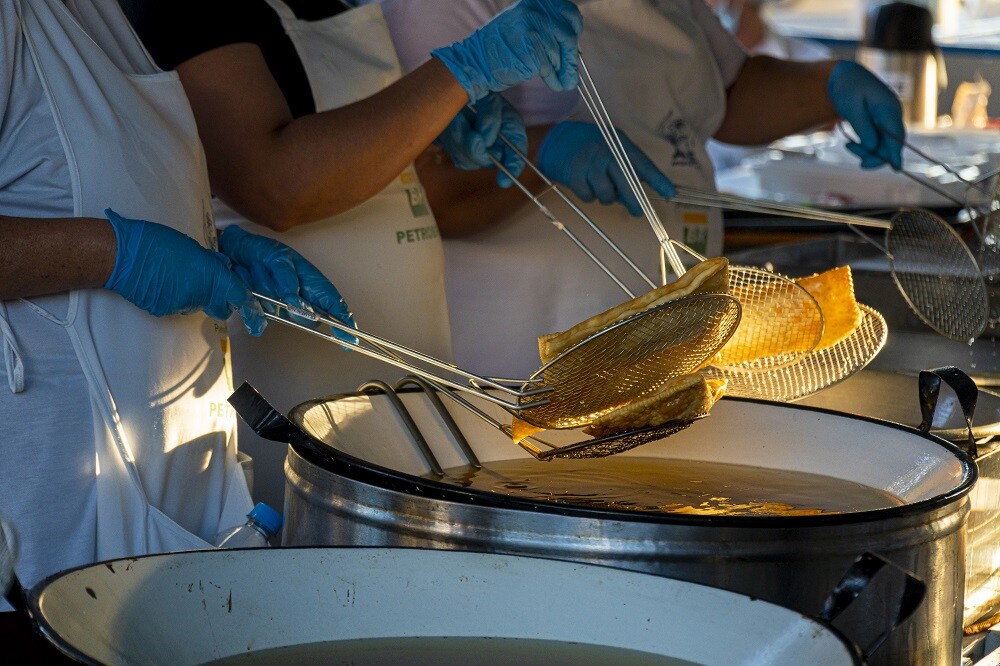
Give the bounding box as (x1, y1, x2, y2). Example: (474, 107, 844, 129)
(232, 378, 977, 666)
(28, 547, 865, 665)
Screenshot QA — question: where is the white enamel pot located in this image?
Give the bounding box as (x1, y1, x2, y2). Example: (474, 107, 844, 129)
(27, 547, 864, 665)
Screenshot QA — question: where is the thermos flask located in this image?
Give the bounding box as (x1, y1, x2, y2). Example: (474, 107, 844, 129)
(857, 1, 946, 129)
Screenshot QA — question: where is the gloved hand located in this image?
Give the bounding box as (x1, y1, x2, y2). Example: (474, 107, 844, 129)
(436, 94, 528, 188)
(432, 0, 582, 103)
(537, 120, 676, 216)
(218, 226, 357, 345)
(104, 209, 266, 336)
(828, 60, 905, 170)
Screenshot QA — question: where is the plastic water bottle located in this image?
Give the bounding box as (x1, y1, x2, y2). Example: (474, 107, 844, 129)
(215, 503, 283, 548)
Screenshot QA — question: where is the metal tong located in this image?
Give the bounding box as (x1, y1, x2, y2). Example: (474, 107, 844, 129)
(252, 292, 551, 413)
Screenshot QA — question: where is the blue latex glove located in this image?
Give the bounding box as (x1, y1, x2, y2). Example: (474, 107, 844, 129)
(218, 226, 356, 344)
(436, 94, 528, 188)
(537, 120, 676, 216)
(103, 209, 265, 335)
(432, 0, 582, 103)
(828, 60, 905, 170)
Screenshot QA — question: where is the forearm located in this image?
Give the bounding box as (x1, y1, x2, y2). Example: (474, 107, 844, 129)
(420, 125, 551, 238)
(0, 215, 116, 300)
(180, 45, 469, 232)
(714, 56, 838, 146)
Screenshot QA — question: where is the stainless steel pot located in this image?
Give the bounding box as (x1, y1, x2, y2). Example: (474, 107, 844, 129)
(232, 381, 976, 666)
(802, 369, 1000, 630)
(26, 547, 871, 665)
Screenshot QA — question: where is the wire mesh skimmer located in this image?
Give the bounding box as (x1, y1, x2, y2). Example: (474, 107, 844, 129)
(482, 56, 825, 372)
(571, 52, 890, 400)
(655, 188, 989, 342)
(252, 291, 741, 457)
(660, 240, 889, 402)
(393, 375, 709, 462)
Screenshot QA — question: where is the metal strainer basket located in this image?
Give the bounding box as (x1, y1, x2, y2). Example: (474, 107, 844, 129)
(253, 292, 741, 458)
(703, 304, 888, 402)
(572, 55, 825, 368)
(516, 293, 742, 429)
(886, 208, 989, 340)
(659, 188, 989, 342)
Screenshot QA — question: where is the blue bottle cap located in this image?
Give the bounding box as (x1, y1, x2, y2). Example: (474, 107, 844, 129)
(248, 502, 283, 536)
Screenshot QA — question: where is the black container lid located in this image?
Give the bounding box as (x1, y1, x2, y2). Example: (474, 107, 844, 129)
(863, 1, 935, 52)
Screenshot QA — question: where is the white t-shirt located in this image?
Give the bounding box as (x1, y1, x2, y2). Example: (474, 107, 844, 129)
(371, 0, 746, 123)
(0, 2, 93, 608)
(0, 8, 73, 218)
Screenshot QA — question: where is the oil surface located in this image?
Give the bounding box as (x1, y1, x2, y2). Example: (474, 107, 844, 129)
(431, 456, 903, 516)
(205, 636, 698, 665)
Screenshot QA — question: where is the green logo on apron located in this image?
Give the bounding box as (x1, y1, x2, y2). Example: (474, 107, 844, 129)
(683, 226, 708, 255)
(396, 225, 440, 244)
(405, 186, 430, 218)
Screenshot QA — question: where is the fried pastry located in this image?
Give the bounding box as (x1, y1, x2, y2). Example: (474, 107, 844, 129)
(581, 374, 726, 439)
(795, 266, 862, 350)
(537, 257, 730, 365)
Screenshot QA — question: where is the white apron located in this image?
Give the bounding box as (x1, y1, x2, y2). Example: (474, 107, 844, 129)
(446, 0, 727, 380)
(0, 0, 251, 595)
(216, 0, 453, 510)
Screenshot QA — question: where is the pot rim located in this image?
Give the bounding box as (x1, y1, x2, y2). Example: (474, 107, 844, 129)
(288, 394, 978, 529)
(27, 546, 866, 666)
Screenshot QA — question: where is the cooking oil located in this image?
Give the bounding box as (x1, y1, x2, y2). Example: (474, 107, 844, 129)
(204, 636, 696, 665)
(429, 457, 902, 516)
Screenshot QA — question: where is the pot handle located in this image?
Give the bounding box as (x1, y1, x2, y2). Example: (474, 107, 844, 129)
(918, 366, 978, 457)
(228, 382, 339, 466)
(817, 552, 926, 660)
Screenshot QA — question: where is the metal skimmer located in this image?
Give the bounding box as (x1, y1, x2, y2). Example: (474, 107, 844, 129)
(515, 293, 741, 429)
(570, 53, 891, 400)
(703, 305, 888, 402)
(362, 377, 706, 464)
(655, 189, 989, 342)
(253, 292, 740, 454)
(571, 55, 824, 368)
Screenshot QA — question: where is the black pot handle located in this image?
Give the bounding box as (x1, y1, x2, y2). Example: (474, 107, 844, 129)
(228, 382, 339, 466)
(4, 576, 25, 613)
(817, 552, 926, 660)
(918, 366, 978, 457)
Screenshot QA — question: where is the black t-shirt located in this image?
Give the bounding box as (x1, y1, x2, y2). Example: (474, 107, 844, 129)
(120, 0, 348, 118)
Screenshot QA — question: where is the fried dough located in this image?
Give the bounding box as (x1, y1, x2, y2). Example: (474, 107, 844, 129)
(511, 417, 546, 445)
(581, 374, 726, 438)
(713, 275, 824, 366)
(537, 257, 730, 365)
(794, 266, 862, 350)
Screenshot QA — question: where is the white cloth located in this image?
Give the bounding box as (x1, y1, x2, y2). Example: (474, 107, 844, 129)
(215, 0, 454, 512)
(0, 0, 251, 603)
(372, 0, 745, 379)
(0, 11, 71, 220)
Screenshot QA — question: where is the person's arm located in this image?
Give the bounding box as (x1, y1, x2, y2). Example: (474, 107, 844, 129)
(176, 0, 581, 233)
(178, 47, 469, 232)
(713, 55, 837, 146)
(0, 211, 268, 336)
(0, 215, 116, 300)
(714, 56, 903, 169)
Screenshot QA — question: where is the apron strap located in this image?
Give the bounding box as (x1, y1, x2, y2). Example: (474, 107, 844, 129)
(0, 302, 24, 394)
(260, 0, 298, 22)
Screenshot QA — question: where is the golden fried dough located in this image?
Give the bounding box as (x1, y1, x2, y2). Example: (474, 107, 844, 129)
(795, 266, 862, 350)
(511, 417, 546, 445)
(581, 374, 726, 438)
(537, 257, 730, 365)
(713, 275, 824, 366)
